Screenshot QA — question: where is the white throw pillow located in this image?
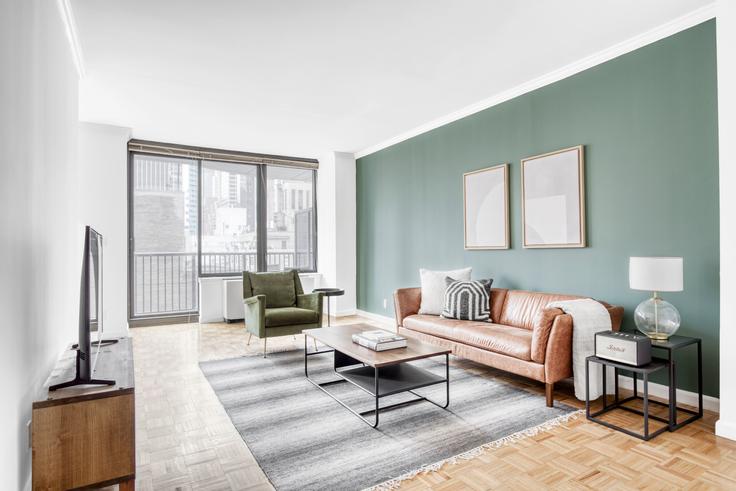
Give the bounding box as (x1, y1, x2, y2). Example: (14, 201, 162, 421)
(418, 267, 472, 315)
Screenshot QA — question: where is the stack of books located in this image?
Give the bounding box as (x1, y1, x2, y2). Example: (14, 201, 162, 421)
(352, 330, 407, 351)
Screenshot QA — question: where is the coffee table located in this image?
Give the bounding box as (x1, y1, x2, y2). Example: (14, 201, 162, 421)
(303, 323, 451, 428)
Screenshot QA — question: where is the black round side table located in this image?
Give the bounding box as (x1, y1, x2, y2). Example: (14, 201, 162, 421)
(313, 288, 345, 326)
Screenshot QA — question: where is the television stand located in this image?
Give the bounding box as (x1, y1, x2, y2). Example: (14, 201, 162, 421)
(49, 349, 115, 391)
(33, 337, 135, 490)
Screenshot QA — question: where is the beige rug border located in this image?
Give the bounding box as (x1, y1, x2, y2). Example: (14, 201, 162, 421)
(365, 409, 584, 491)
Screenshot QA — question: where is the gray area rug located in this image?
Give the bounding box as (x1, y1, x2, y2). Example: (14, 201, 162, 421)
(200, 349, 578, 491)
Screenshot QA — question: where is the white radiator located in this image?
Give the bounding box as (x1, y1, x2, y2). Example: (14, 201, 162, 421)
(223, 279, 244, 322)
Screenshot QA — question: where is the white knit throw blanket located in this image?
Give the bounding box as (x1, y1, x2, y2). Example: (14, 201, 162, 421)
(548, 298, 612, 400)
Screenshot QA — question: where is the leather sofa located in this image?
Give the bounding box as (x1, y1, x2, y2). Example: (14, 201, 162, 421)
(394, 287, 623, 406)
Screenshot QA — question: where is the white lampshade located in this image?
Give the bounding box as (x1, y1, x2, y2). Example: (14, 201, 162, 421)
(629, 257, 683, 292)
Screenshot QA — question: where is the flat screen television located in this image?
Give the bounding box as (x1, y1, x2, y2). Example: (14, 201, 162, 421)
(50, 226, 115, 390)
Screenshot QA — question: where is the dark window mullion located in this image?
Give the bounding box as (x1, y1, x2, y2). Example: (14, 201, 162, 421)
(197, 159, 202, 279)
(256, 165, 267, 272)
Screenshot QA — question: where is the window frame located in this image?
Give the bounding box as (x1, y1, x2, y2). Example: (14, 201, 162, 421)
(127, 148, 318, 321)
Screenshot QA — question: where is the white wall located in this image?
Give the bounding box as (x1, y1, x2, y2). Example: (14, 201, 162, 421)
(317, 152, 357, 315)
(0, 0, 82, 488)
(716, 0, 736, 442)
(78, 122, 132, 335)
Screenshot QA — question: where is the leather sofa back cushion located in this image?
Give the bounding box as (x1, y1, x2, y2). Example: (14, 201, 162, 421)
(489, 288, 508, 323)
(499, 290, 580, 330)
(249, 271, 297, 308)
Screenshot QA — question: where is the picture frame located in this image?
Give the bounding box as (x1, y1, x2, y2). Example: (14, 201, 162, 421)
(463, 163, 509, 250)
(521, 145, 585, 248)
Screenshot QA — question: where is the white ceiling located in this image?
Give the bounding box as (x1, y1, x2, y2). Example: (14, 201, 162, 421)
(72, 0, 712, 159)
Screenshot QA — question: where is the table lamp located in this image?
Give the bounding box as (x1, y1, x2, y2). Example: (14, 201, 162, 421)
(629, 257, 683, 340)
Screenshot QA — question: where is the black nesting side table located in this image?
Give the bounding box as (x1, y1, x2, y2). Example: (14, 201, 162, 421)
(585, 334, 703, 441)
(586, 356, 671, 441)
(650, 335, 703, 429)
(313, 288, 345, 326)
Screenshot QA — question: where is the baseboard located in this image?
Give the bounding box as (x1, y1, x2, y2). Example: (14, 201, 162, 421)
(333, 309, 357, 318)
(715, 418, 736, 441)
(355, 309, 395, 327)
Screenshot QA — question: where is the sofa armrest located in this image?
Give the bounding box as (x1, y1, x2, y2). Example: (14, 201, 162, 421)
(543, 313, 574, 384)
(532, 302, 624, 364)
(607, 305, 624, 331)
(394, 287, 421, 330)
(531, 307, 564, 363)
(243, 295, 266, 337)
(297, 292, 323, 316)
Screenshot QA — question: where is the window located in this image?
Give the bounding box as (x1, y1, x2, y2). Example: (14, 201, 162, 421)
(130, 155, 199, 317)
(266, 166, 316, 271)
(201, 161, 258, 274)
(128, 142, 317, 319)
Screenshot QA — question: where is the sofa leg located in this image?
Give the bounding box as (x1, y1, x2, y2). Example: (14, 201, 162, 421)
(263, 337, 267, 358)
(545, 382, 554, 407)
(247, 333, 252, 346)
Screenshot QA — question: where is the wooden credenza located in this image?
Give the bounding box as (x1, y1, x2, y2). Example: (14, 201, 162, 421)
(32, 337, 136, 490)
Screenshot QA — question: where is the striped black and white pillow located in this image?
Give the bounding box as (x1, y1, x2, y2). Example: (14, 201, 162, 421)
(441, 277, 493, 321)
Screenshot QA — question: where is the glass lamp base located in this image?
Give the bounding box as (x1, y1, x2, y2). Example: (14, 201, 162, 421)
(634, 296, 681, 340)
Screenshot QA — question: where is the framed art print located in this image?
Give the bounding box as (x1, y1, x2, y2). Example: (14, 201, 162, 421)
(521, 145, 585, 248)
(463, 163, 509, 249)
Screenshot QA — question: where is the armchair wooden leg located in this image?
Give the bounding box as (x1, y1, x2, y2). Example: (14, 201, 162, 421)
(247, 333, 252, 346)
(545, 382, 554, 407)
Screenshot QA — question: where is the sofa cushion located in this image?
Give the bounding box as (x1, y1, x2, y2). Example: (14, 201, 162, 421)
(249, 271, 297, 308)
(499, 290, 580, 330)
(265, 307, 319, 327)
(453, 323, 533, 361)
(418, 267, 472, 315)
(489, 288, 508, 323)
(402, 314, 479, 340)
(441, 278, 493, 321)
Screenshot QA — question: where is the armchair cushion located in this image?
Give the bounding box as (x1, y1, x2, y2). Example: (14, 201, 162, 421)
(248, 271, 298, 308)
(265, 307, 320, 327)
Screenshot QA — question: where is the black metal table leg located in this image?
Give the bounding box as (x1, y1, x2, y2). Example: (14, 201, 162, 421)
(697, 340, 703, 418)
(614, 367, 619, 404)
(643, 372, 650, 440)
(585, 358, 591, 418)
(602, 362, 607, 409)
(670, 359, 677, 430)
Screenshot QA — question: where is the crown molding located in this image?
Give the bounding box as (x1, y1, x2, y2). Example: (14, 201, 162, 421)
(56, 0, 86, 78)
(355, 3, 716, 159)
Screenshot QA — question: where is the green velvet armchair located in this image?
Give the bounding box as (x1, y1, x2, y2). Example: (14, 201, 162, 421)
(243, 270, 324, 356)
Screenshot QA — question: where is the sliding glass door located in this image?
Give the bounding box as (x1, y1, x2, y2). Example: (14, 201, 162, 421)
(129, 154, 199, 317)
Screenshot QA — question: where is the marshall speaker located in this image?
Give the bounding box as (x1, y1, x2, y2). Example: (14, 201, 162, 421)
(595, 331, 652, 366)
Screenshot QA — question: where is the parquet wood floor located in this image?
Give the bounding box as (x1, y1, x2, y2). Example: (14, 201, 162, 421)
(127, 317, 736, 490)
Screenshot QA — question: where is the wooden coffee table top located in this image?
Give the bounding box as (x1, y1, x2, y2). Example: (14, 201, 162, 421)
(303, 323, 450, 368)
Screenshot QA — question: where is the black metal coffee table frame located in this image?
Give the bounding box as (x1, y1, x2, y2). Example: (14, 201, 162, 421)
(303, 336, 449, 428)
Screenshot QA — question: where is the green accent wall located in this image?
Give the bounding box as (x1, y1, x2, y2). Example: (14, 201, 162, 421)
(356, 21, 719, 396)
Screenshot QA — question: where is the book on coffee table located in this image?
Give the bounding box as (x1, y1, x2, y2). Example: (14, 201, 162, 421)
(351, 330, 407, 351)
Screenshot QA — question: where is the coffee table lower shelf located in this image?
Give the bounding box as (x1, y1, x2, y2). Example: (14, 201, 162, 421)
(303, 336, 449, 428)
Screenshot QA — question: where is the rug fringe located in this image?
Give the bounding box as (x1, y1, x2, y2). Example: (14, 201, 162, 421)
(364, 409, 584, 491)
